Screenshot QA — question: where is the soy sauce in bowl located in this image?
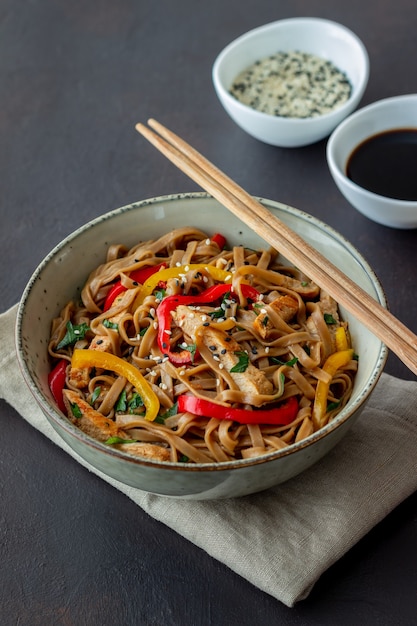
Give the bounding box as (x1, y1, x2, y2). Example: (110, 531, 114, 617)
(346, 128, 417, 201)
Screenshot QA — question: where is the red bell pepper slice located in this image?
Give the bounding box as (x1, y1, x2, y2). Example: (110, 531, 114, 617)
(48, 359, 68, 413)
(177, 394, 299, 425)
(156, 283, 260, 365)
(211, 233, 227, 249)
(103, 262, 166, 311)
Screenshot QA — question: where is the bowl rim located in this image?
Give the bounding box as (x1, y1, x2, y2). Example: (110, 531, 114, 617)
(212, 16, 370, 126)
(327, 93, 417, 207)
(16, 192, 388, 473)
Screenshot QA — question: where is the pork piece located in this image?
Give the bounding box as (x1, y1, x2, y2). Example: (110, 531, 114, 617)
(253, 294, 299, 339)
(172, 305, 273, 395)
(63, 389, 127, 442)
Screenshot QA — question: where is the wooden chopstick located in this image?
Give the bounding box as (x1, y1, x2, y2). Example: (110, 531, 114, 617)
(135, 119, 417, 377)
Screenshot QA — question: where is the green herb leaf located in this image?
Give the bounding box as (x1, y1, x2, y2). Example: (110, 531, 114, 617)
(326, 400, 340, 412)
(154, 288, 166, 302)
(209, 308, 225, 319)
(139, 327, 148, 337)
(90, 386, 101, 405)
(178, 455, 190, 463)
(230, 351, 249, 373)
(105, 436, 137, 445)
(183, 343, 197, 362)
(103, 319, 118, 330)
(262, 315, 269, 327)
(128, 392, 144, 413)
(271, 356, 298, 367)
(155, 402, 178, 424)
(57, 321, 90, 350)
(116, 389, 127, 412)
(70, 402, 83, 418)
(324, 313, 337, 325)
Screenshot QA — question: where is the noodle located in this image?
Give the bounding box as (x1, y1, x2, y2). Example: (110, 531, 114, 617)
(48, 227, 357, 463)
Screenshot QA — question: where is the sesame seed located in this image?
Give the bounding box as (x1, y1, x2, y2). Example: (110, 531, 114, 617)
(213, 355, 220, 362)
(150, 308, 156, 316)
(203, 276, 208, 283)
(201, 315, 207, 322)
(219, 363, 224, 369)
(153, 321, 158, 329)
(265, 347, 270, 353)
(164, 329, 172, 335)
(205, 238, 211, 245)
(176, 262, 181, 267)
(159, 383, 167, 390)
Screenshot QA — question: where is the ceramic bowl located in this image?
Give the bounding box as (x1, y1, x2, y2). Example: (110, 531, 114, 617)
(212, 17, 369, 147)
(16, 193, 387, 499)
(326, 94, 417, 228)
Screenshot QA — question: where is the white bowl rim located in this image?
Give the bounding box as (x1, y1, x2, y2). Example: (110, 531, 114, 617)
(327, 93, 417, 207)
(212, 16, 370, 125)
(16, 192, 388, 473)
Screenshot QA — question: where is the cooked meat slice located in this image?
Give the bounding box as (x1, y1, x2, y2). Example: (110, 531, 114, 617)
(172, 305, 273, 395)
(253, 294, 299, 338)
(115, 442, 170, 461)
(63, 389, 127, 442)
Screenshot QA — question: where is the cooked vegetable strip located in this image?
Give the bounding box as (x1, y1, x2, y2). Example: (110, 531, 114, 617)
(71, 349, 160, 421)
(312, 348, 354, 429)
(48, 227, 358, 464)
(178, 395, 299, 425)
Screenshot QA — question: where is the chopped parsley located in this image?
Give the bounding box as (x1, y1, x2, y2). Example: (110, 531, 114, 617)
(105, 436, 137, 445)
(271, 356, 298, 367)
(230, 351, 249, 373)
(324, 313, 337, 325)
(183, 343, 197, 362)
(56, 321, 89, 350)
(116, 389, 127, 412)
(155, 402, 178, 424)
(90, 386, 101, 405)
(128, 392, 144, 413)
(70, 402, 82, 419)
(103, 319, 118, 330)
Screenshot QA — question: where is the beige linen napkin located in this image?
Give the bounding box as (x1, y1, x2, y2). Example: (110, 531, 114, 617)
(1, 304, 417, 606)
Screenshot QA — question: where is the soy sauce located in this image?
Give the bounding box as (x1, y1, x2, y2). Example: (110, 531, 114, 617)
(346, 128, 417, 201)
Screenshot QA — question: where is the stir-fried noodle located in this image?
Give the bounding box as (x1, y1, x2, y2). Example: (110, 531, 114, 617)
(48, 227, 357, 463)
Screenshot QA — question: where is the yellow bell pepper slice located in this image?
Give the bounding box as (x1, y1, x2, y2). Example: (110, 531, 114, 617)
(312, 348, 354, 430)
(71, 349, 160, 421)
(335, 326, 349, 351)
(134, 264, 233, 306)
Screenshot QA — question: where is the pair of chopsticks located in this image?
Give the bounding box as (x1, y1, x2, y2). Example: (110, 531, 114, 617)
(135, 119, 417, 377)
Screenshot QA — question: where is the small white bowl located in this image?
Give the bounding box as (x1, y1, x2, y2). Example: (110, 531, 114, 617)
(16, 193, 387, 500)
(327, 94, 417, 229)
(212, 17, 369, 147)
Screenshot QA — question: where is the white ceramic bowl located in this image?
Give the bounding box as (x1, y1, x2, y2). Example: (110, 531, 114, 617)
(16, 193, 387, 499)
(212, 17, 369, 147)
(327, 94, 417, 228)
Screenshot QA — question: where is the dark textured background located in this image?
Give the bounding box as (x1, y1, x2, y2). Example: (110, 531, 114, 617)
(1, 1, 416, 624)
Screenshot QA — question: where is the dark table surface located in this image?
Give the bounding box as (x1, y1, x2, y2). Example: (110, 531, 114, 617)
(1, 1, 417, 624)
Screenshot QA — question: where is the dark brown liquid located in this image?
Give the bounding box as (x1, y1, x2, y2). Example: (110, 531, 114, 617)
(346, 128, 417, 201)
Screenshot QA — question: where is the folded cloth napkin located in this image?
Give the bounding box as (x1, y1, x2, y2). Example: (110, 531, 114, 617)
(1, 304, 417, 606)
